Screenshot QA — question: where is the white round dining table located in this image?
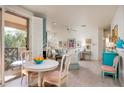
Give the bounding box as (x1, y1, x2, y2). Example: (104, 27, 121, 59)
(23, 59, 59, 87)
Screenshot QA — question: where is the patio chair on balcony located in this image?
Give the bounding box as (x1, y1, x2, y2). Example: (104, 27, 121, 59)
(10, 60, 25, 70)
(4, 48, 22, 70)
(7, 48, 28, 70)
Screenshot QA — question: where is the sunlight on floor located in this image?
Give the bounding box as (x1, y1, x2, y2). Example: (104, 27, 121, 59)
(5, 75, 17, 81)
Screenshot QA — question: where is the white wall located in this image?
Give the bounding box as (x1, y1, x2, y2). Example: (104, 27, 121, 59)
(98, 28, 104, 61)
(111, 6, 124, 40)
(32, 17, 43, 57)
(48, 24, 99, 60)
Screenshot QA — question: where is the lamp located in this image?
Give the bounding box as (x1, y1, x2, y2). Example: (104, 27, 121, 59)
(106, 41, 115, 52)
(107, 42, 115, 48)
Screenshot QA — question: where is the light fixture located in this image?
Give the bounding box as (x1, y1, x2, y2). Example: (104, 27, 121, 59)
(66, 26, 70, 31)
(81, 25, 86, 27)
(52, 22, 57, 25)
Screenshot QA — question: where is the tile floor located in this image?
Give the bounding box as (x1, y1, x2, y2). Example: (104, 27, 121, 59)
(4, 60, 122, 87)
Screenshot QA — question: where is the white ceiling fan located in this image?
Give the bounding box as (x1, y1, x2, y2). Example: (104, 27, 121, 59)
(65, 24, 86, 32)
(65, 25, 77, 32)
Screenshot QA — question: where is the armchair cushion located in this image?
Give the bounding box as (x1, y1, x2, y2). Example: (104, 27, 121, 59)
(101, 65, 116, 73)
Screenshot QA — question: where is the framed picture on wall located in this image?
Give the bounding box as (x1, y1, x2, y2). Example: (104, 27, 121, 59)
(59, 41, 62, 48)
(85, 38, 92, 44)
(112, 25, 118, 43)
(76, 41, 81, 48)
(63, 41, 67, 48)
(68, 39, 76, 48)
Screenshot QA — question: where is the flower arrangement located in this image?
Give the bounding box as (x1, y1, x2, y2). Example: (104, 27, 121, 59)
(33, 56, 44, 64)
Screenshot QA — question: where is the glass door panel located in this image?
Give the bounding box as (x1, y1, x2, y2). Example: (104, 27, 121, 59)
(0, 8, 4, 86)
(4, 11, 29, 82)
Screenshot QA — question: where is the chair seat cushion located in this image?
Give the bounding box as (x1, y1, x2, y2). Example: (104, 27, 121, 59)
(43, 71, 66, 83)
(10, 60, 25, 67)
(101, 65, 116, 73)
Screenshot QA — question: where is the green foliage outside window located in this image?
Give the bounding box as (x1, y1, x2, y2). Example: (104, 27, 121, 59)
(4, 27, 27, 70)
(4, 27, 27, 48)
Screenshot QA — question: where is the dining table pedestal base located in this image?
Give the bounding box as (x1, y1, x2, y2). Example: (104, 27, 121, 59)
(38, 72, 43, 87)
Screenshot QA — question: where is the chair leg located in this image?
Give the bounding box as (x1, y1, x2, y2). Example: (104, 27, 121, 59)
(101, 71, 103, 77)
(21, 74, 23, 85)
(27, 72, 30, 87)
(66, 76, 69, 87)
(102, 71, 104, 78)
(113, 74, 115, 79)
(57, 82, 61, 87)
(12, 67, 14, 70)
(114, 73, 117, 80)
(42, 80, 45, 87)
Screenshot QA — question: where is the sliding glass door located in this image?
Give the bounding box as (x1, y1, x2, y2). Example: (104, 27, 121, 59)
(4, 11, 29, 82)
(0, 8, 4, 86)
(0, 7, 30, 85)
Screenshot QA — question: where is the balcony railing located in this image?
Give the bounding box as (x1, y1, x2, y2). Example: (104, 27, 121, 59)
(4, 47, 26, 70)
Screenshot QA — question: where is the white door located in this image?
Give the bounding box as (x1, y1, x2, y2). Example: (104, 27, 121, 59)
(32, 17, 43, 58)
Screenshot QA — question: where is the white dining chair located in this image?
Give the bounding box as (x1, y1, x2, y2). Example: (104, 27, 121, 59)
(20, 50, 37, 85)
(42, 53, 72, 87)
(20, 50, 30, 84)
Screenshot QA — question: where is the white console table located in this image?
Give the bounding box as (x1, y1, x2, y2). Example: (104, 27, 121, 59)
(116, 48, 124, 86)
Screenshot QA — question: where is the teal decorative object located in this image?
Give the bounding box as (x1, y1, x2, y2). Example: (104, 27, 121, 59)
(116, 37, 124, 48)
(34, 60, 44, 64)
(33, 56, 44, 64)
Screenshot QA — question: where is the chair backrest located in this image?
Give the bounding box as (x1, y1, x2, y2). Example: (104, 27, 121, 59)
(52, 49, 56, 54)
(113, 56, 119, 69)
(20, 50, 32, 64)
(59, 53, 71, 82)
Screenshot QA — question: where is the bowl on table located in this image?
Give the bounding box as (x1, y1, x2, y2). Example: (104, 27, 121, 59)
(33, 57, 44, 64)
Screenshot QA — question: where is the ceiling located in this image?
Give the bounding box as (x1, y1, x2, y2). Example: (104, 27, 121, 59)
(22, 5, 118, 32)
